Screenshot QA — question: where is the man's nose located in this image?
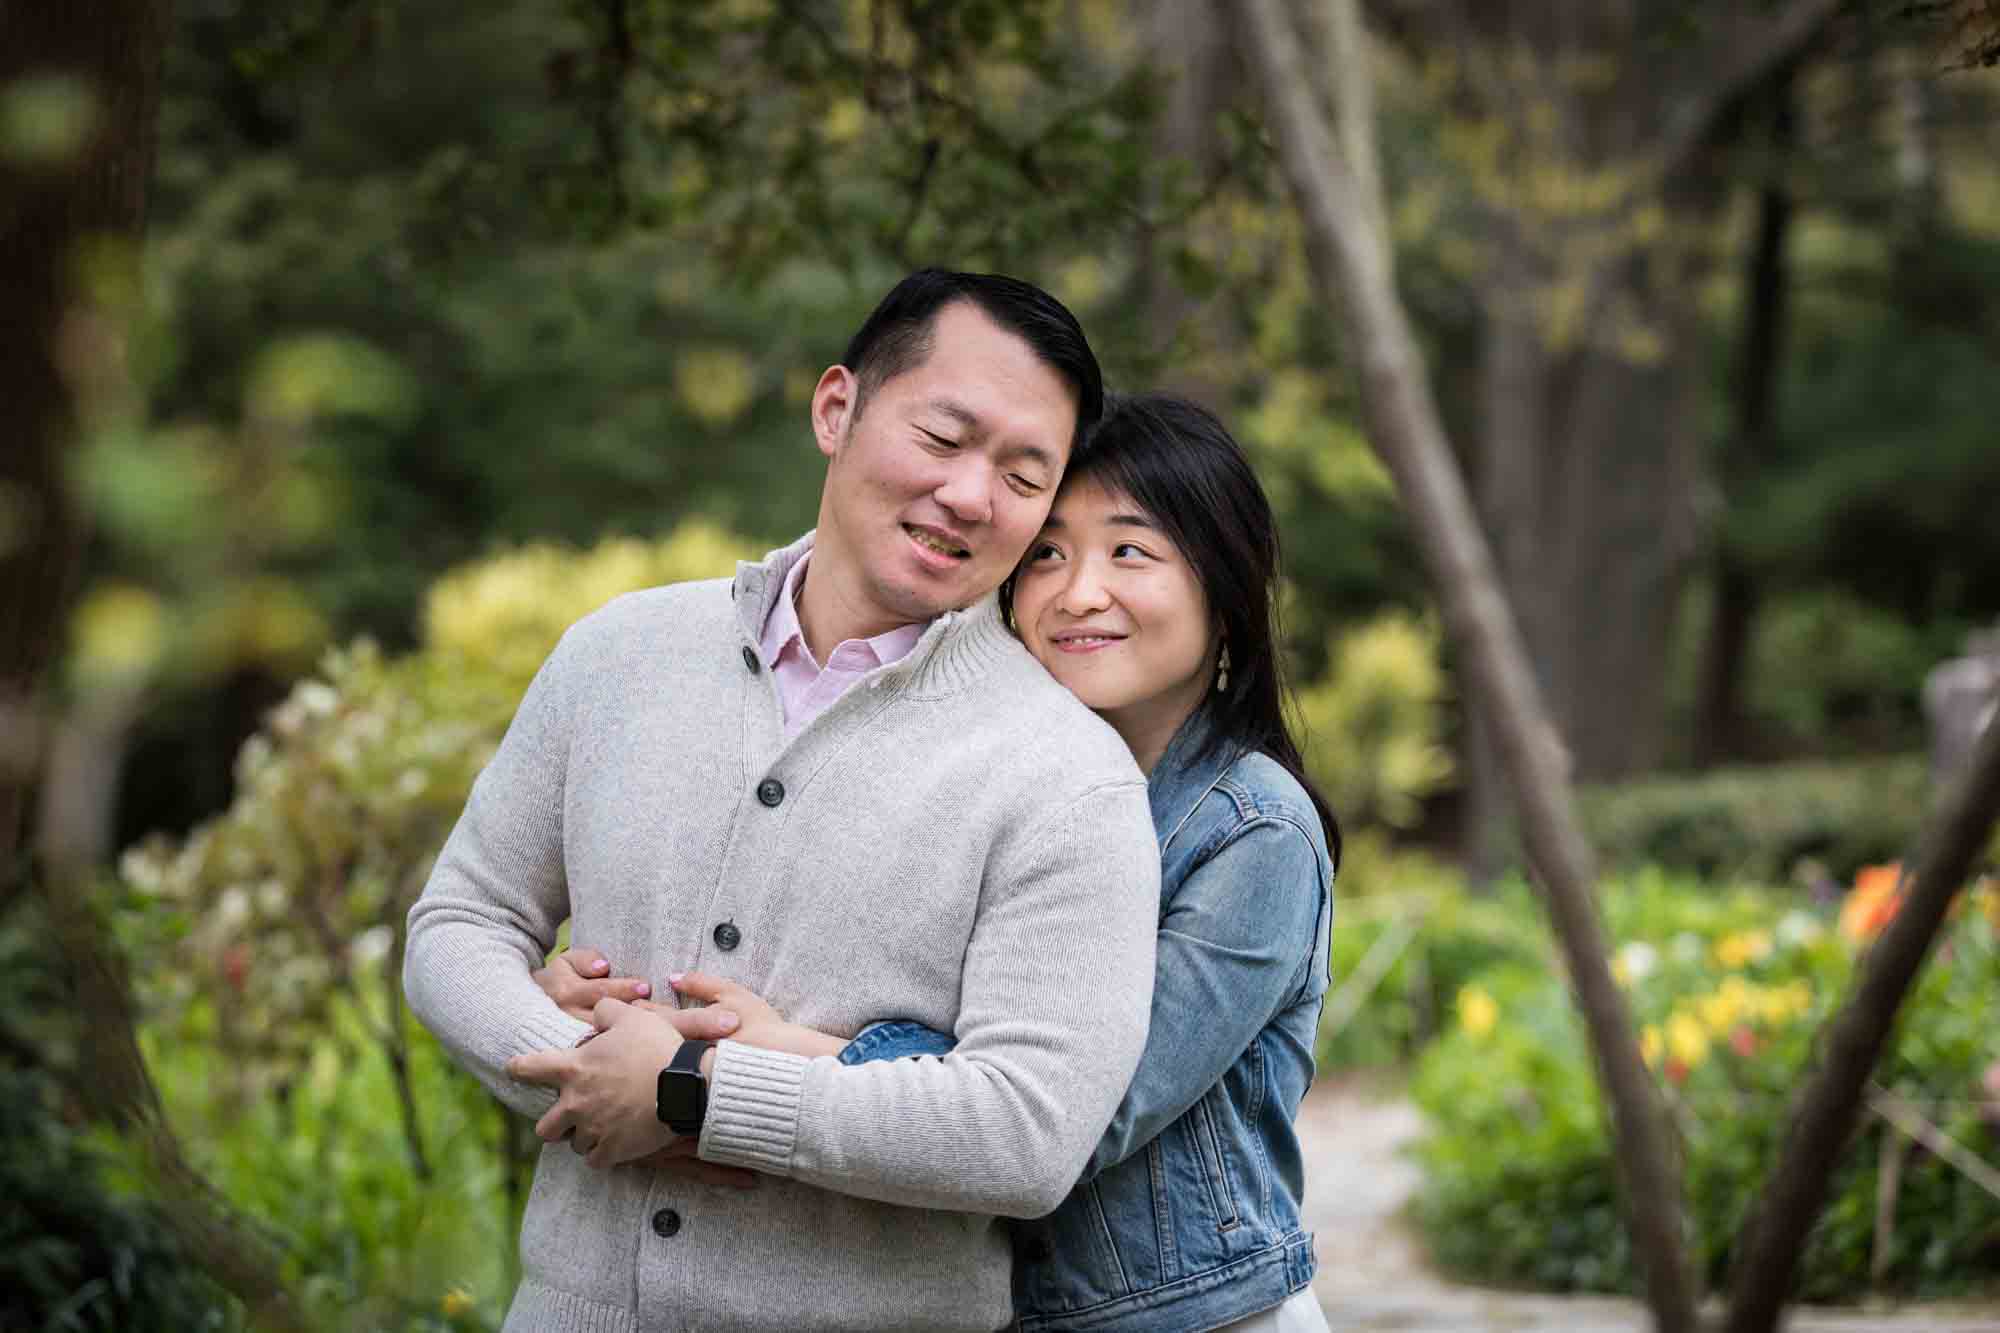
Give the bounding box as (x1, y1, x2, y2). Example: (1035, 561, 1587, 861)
(932, 460, 993, 526)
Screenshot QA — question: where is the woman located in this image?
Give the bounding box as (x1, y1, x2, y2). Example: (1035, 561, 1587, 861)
(543, 393, 1337, 1332)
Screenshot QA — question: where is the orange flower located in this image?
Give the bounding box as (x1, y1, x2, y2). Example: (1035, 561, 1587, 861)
(1840, 863, 1904, 943)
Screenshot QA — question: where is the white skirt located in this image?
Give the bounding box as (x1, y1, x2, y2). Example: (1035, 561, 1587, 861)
(1207, 1288, 1330, 1333)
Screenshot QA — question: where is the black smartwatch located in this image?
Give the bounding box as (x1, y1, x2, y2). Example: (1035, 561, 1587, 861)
(656, 1040, 714, 1136)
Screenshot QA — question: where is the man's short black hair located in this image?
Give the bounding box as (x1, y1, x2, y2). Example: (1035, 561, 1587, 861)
(840, 269, 1104, 449)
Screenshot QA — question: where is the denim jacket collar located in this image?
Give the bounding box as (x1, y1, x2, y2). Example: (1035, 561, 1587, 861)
(1147, 708, 1248, 855)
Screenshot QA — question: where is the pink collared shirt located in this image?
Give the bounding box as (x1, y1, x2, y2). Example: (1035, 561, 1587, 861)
(760, 555, 926, 740)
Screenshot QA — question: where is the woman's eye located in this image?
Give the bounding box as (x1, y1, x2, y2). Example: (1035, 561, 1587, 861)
(1028, 542, 1061, 562)
(1113, 543, 1148, 560)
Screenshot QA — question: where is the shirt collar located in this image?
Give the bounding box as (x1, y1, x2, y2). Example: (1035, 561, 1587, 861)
(761, 551, 926, 672)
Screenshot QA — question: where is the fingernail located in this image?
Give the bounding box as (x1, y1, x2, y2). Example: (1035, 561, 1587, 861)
(667, 972, 685, 987)
(717, 1010, 739, 1032)
(589, 958, 607, 974)
(636, 982, 651, 997)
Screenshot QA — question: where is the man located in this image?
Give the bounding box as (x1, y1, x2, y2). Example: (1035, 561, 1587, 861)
(403, 269, 1160, 1331)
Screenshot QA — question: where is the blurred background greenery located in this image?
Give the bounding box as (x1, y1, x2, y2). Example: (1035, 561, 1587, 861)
(7, 0, 2000, 1327)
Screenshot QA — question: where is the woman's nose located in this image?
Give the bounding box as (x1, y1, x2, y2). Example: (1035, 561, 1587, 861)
(1056, 561, 1111, 613)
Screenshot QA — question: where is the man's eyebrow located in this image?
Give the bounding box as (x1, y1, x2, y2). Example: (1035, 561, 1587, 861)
(927, 397, 981, 428)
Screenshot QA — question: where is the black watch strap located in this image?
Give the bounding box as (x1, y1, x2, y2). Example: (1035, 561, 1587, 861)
(656, 1040, 714, 1135)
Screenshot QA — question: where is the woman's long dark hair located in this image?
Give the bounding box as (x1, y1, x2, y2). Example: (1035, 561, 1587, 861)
(1009, 391, 1341, 872)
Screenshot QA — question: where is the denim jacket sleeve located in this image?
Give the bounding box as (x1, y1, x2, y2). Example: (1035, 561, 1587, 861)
(840, 815, 1329, 1183)
(1079, 814, 1327, 1180)
(839, 1019, 959, 1064)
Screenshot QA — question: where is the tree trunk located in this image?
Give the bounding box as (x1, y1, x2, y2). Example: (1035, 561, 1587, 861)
(1724, 715, 2000, 1331)
(1139, 0, 1234, 408)
(0, 3, 165, 866)
(1371, 0, 1836, 791)
(1232, 3, 1702, 1328)
(2, 6, 305, 1325)
(1694, 78, 1796, 769)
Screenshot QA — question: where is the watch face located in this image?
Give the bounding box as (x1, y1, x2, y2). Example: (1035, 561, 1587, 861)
(657, 1065, 707, 1134)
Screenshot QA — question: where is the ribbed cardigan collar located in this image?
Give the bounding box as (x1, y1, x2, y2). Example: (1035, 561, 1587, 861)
(732, 531, 1020, 701)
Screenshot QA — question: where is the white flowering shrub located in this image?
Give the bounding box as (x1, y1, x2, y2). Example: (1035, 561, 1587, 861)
(122, 522, 760, 1103)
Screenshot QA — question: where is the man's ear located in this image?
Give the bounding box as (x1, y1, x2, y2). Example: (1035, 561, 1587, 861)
(811, 366, 859, 461)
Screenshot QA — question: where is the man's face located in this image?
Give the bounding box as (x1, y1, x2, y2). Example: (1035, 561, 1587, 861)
(812, 301, 1079, 628)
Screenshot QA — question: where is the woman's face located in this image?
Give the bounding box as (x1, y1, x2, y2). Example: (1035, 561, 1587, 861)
(1011, 479, 1217, 763)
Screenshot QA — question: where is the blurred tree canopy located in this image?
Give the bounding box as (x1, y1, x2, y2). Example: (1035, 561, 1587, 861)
(29, 0, 1998, 862)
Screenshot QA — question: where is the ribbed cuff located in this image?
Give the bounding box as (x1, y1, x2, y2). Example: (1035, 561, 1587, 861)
(514, 1006, 595, 1054)
(505, 1008, 595, 1113)
(699, 1041, 806, 1175)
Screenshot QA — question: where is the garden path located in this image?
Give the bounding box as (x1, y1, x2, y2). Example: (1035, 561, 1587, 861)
(1297, 1073, 2000, 1332)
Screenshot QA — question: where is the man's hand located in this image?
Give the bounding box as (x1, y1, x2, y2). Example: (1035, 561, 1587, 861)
(670, 971, 847, 1059)
(532, 947, 652, 1023)
(509, 999, 734, 1169)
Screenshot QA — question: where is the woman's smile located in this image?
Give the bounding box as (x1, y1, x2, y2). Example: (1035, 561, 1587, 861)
(1012, 479, 1217, 773)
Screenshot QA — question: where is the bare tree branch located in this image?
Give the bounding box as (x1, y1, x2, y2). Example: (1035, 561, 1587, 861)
(1658, 0, 1846, 172)
(1230, 3, 1703, 1328)
(1725, 714, 2000, 1333)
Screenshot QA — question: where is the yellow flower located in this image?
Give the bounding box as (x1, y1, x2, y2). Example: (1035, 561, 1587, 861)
(1696, 989, 1740, 1035)
(441, 1287, 474, 1317)
(1666, 1012, 1710, 1069)
(1714, 930, 1773, 969)
(1639, 1025, 1663, 1068)
(1457, 985, 1499, 1038)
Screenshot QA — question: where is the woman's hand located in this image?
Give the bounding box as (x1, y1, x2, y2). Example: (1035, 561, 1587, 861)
(532, 947, 653, 1024)
(670, 972, 847, 1059)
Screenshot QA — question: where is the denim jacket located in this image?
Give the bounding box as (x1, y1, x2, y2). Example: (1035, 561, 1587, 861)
(842, 711, 1335, 1331)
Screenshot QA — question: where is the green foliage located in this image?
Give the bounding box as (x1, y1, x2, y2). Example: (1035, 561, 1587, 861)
(1294, 613, 1454, 832)
(1742, 590, 1958, 754)
(1408, 871, 2000, 1301)
(139, 978, 512, 1332)
(1316, 861, 1546, 1070)
(1577, 754, 1930, 884)
(0, 899, 232, 1332)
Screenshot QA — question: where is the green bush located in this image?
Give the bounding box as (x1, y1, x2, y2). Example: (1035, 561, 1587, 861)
(1742, 591, 1947, 754)
(1409, 870, 2000, 1302)
(1316, 861, 1546, 1070)
(1577, 755, 1929, 884)
(1294, 613, 1454, 832)
(0, 898, 232, 1332)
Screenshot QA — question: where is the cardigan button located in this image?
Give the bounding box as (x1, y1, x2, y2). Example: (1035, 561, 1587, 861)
(756, 778, 785, 807)
(741, 646, 760, 674)
(651, 1207, 681, 1238)
(713, 920, 742, 952)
